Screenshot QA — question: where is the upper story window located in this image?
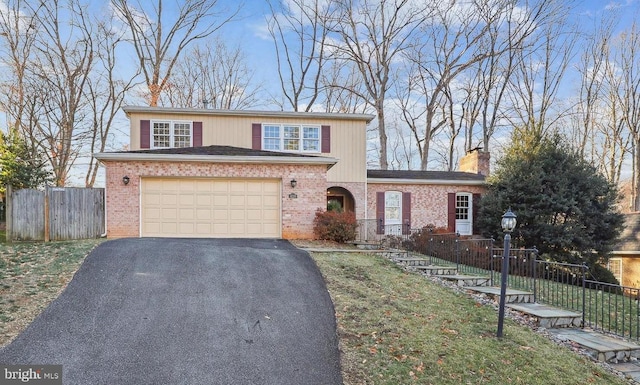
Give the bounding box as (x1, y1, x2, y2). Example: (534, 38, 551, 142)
(262, 124, 320, 153)
(152, 121, 192, 148)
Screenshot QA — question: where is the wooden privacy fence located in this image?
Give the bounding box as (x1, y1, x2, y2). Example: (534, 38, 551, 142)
(6, 185, 105, 241)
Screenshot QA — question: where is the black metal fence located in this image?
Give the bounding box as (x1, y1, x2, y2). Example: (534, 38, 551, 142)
(356, 223, 640, 341)
(355, 219, 414, 247)
(583, 280, 640, 340)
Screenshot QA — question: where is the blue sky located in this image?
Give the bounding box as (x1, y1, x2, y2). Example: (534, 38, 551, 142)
(5, 0, 640, 185)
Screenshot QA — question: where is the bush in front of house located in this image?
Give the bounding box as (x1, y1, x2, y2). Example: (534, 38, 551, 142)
(313, 209, 358, 243)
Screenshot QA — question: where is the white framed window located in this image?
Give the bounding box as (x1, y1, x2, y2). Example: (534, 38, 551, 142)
(262, 124, 320, 153)
(608, 258, 623, 283)
(384, 191, 402, 235)
(456, 194, 470, 220)
(152, 120, 192, 148)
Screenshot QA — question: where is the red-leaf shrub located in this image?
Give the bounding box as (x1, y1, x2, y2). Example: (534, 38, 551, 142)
(313, 209, 358, 243)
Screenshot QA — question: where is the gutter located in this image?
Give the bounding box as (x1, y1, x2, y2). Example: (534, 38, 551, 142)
(366, 177, 485, 186)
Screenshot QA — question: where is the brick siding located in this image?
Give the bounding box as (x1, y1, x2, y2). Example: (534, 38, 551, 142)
(102, 160, 328, 239)
(367, 183, 486, 230)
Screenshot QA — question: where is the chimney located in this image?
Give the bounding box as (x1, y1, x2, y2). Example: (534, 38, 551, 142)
(459, 148, 490, 176)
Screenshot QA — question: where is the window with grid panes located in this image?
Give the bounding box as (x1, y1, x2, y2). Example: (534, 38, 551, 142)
(608, 258, 622, 283)
(152, 121, 192, 148)
(456, 194, 469, 220)
(262, 124, 320, 153)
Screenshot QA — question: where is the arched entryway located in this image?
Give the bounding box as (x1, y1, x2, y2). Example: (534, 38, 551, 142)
(326, 186, 355, 213)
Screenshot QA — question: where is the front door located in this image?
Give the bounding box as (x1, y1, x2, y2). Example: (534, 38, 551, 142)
(384, 191, 402, 235)
(455, 193, 472, 235)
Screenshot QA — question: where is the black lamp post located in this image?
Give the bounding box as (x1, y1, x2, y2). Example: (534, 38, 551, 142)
(497, 208, 517, 338)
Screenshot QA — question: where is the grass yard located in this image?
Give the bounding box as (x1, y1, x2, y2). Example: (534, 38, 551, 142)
(310, 251, 626, 385)
(0, 240, 629, 384)
(0, 239, 104, 346)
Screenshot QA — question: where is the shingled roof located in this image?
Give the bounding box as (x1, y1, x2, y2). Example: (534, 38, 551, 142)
(119, 145, 318, 158)
(93, 145, 338, 168)
(615, 213, 640, 252)
(367, 169, 486, 182)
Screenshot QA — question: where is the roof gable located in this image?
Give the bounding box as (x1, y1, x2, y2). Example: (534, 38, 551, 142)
(615, 213, 640, 252)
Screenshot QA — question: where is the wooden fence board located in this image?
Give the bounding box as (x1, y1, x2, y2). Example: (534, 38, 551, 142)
(8, 187, 105, 241)
(11, 189, 45, 241)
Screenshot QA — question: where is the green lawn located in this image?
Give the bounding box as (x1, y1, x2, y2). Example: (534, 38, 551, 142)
(0, 239, 104, 345)
(310, 251, 626, 385)
(0, 241, 628, 383)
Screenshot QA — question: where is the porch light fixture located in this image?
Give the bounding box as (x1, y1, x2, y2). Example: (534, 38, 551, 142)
(122, 176, 130, 185)
(290, 179, 297, 188)
(497, 208, 517, 338)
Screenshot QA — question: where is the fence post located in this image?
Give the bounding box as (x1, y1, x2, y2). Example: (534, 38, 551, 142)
(455, 237, 460, 272)
(582, 263, 587, 328)
(44, 187, 50, 242)
(489, 238, 495, 286)
(5, 183, 11, 243)
(532, 247, 538, 303)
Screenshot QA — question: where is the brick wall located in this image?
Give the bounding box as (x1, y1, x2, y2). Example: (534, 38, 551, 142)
(326, 181, 366, 220)
(459, 150, 490, 176)
(367, 183, 486, 230)
(102, 160, 328, 239)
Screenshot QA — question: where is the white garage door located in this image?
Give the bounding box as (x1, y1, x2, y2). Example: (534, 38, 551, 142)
(141, 178, 281, 238)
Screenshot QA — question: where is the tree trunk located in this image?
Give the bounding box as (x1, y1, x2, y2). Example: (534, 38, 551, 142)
(377, 103, 388, 170)
(631, 136, 640, 212)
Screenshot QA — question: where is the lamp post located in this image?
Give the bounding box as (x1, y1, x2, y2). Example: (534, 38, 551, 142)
(497, 208, 517, 338)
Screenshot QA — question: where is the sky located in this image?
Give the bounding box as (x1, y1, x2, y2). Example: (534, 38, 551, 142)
(3, 0, 640, 186)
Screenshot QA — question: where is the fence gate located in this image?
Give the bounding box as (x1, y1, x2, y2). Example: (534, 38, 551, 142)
(7, 186, 105, 241)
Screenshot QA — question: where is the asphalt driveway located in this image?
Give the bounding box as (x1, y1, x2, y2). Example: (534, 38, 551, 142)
(0, 238, 342, 384)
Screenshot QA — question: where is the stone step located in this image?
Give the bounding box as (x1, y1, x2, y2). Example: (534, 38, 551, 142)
(395, 257, 433, 266)
(548, 328, 640, 363)
(506, 303, 582, 329)
(466, 286, 535, 303)
(386, 250, 409, 259)
(438, 274, 490, 287)
(413, 266, 458, 276)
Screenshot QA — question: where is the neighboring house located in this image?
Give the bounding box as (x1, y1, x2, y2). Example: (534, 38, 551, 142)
(610, 213, 640, 287)
(95, 106, 489, 239)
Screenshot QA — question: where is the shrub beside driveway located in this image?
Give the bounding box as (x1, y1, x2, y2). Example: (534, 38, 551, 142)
(0, 239, 104, 346)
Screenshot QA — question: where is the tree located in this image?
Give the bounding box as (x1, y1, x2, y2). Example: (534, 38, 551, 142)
(267, 0, 333, 111)
(0, 129, 51, 192)
(399, 0, 555, 170)
(615, 23, 640, 211)
(328, 0, 429, 169)
(163, 38, 262, 109)
(85, 19, 139, 187)
(111, 0, 239, 107)
(22, 0, 96, 186)
(507, 2, 578, 138)
(478, 131, 624, 279)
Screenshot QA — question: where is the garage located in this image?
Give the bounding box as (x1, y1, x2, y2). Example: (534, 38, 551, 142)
(141, 177, 281, 238)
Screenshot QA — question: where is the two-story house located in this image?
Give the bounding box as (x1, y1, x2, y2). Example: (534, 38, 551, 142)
(95, 106, 487, 239)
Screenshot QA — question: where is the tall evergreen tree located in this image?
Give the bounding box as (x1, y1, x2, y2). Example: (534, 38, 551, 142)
(478, 131, 624, 281)
(0, 129, 52, 193)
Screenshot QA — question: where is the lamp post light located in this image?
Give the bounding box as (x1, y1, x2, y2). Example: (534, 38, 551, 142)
(497, 208, 517, 338)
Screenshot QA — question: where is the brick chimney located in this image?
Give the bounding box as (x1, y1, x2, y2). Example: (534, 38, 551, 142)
(459, 149, 490, 176)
